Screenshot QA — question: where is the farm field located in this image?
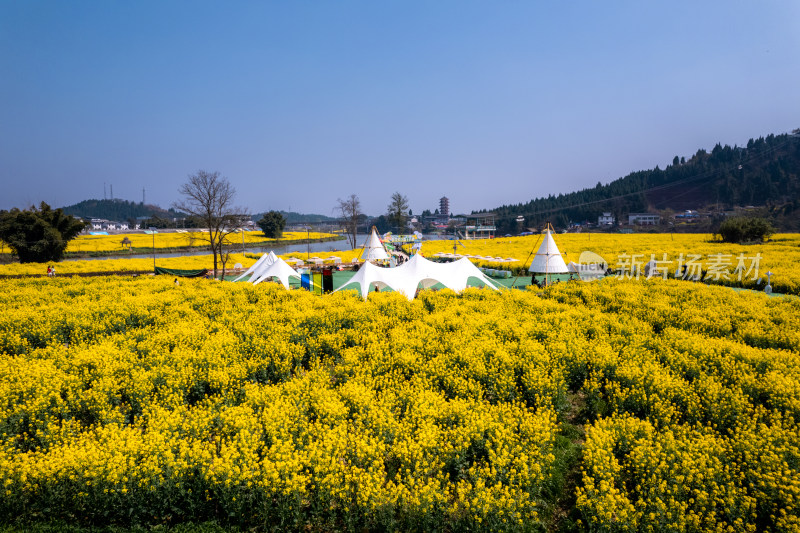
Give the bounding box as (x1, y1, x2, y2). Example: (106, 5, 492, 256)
(0, 275, 798, 531)
(303, 233, 800, 296)
(0, 253, 258, 277)
(61, 230, 339, 255)
(2, 234, 798, 298)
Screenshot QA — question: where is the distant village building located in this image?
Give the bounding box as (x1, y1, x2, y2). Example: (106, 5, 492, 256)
(628, 213, 661, 225)
(674, 210, 699, 220)
(88, 218, 128, 231)
(598, 212, 615, 226)
(464, 213, 496, 239)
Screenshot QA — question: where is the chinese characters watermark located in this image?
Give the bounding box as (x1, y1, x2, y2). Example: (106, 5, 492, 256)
(612, 252, 761, 281)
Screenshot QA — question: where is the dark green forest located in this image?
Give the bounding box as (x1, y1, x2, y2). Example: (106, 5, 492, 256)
(279, 211, 338, 224)
(62, 200, 337, 229)
(61, 199, 185, 224)
(479, 131, 800, 233)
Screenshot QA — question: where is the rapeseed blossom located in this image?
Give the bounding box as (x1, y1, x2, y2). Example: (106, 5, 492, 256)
(0, 275, 797, 530)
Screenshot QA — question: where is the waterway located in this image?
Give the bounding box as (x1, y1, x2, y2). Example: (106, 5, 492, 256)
(66, 233, 452, 262)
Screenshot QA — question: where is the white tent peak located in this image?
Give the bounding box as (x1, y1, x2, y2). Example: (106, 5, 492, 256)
(233, 251, 277, 282)
(359, 227, 390, 261)
(251, 256, 301, 289)
(528, 227, 569, 274)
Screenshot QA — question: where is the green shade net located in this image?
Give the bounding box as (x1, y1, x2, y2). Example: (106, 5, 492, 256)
(154, 267, 209, 278)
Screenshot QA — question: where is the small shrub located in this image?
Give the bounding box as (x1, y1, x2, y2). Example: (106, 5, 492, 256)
(716, 216, 775, 243)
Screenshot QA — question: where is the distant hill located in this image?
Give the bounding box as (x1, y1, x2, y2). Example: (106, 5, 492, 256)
(253, 211, 338, 225)
(63, 200, 340, 227)
(61, 199, 185, 222)
(479, 129, 800, 233)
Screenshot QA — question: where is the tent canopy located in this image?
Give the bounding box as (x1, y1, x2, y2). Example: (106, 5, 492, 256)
(233, 251, 277, 282)
(528, 228, 569, 274)
(336, 254, 498, 300)
(359, 227, 390, 261)
(251, 256, 301, 289)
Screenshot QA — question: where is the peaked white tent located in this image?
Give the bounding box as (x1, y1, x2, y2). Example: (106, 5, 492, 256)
(528, 228, 569, 276)
(359, 227, 390, 261)
(251, 257, 302, 289)
(233, 251, 278, 282)
(336, 253, 499, 300)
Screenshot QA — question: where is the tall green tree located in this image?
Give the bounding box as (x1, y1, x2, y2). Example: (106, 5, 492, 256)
(0, 202, 87, 263)
(386, 192, 409, 232)
(258, 211, 286, 238)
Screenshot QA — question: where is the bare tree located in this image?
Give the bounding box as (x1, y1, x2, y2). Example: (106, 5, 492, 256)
(336, 194, 362, 249)
(173, 170, 249, 279)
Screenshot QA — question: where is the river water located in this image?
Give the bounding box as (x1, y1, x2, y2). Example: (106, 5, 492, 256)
(66, 233, 452, 261)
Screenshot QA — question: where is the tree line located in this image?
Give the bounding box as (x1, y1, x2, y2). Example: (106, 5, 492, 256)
(62, 199, 185, 225)
(335, 192, 411, 247)
(478, 130, 800, 233)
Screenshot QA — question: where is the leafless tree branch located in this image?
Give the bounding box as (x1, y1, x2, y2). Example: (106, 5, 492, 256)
(173, 170, 249, 279)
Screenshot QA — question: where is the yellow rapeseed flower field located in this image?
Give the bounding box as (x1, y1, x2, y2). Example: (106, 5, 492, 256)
(0, 274, 797, 530)
(64, 230, 337, 254)
(0, 253, 258, 276)
(287, 232, 800, 295)
(3, 233, 798, 297)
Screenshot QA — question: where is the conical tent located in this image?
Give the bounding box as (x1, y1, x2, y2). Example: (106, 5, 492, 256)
(359, 227, 390, 261)
(336, 253, 498, 300)
(251, 257, 301, 289)
(528, 228, 569, 274)
(233, 251, 277, 282)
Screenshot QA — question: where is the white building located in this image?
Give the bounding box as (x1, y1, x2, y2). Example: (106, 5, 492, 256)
(628, 213, 661, 225)
(598, 212, 614, 226)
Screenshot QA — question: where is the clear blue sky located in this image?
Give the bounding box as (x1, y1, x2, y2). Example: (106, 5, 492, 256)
(1, 1, 798, 216)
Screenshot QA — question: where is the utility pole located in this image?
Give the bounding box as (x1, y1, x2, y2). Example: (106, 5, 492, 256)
(143, 187, 145, 204)
(150, 227, 157, 272)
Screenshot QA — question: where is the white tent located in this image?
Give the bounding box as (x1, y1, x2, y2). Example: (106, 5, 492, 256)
(359, 227, 390, 261)
(528, 228, 569, 275)
(233, 251, 278, 282)
(336, 253, 499, 300)
(251, 257, 302, 289)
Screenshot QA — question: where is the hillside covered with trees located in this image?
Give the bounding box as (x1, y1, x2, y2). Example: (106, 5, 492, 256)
(480, 130, 800, 233)
(61, 199, 185, 223)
